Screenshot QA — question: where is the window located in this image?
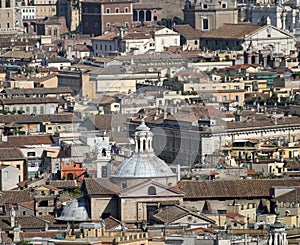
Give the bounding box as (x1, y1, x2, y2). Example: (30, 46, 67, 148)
(125, 22, 129, 27)
(124, 7, 128, 13)
(26, 106, 30, 114)
(54, 29, 57, 36)
(27, 152, 36, 157)
(222, 3, 227, 8)
(202, 4, 208, 8)
(106, 8, 110, 13)
(40, 106, 44, 114)
(148, 186, 156, 195)
(48, 29, 51, 35)
(115, 7, 119, 13)
(203, 18, 208, 30)
(161, 38, 164, 45)
(33, 106, 37, 114)
(106, 22, 110, 28)
(194, 40, 198, 45)
(6, 12, 9, 17)
(5, 0, 10, 8)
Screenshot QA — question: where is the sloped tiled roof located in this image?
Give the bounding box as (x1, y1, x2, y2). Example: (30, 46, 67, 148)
(0, 97, 59, 105)
(0, 113, 81, 124)
(0, 135, 54, 148)
(0, 50, 33, 59)
(225, 116, 300, 130)
(0, 189, 34, 204)
(201, 23, 263, 39)
(92, 32, 118, 41)
(226, 212, 245, 219)
(3, 87, 72, 96)
(153, 205, 215, 224)
(47, 180, 78, 189)
(0, 216, 48, 230)
(275, 187, 300, 203)
(84, 178, 120, 195)
(177, 179, 300, 199)
(0, 148, 25, 160)
(103, 216, 122, 230)
(173, 24, 203, 39)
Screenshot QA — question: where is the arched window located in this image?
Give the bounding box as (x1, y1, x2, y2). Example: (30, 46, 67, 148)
(148, 186, 156, 195)
(137, 139, 141, 151)
(33, 106, 37, 115)
(146, 10, 151, 21)
(133, 10, 137, 21)
(139, 11, 144, 22)
(143, 139, 146, 151)
(67, 173, 73, 180)
(101, 149, 106, 157)
(40, 106, 44, 115)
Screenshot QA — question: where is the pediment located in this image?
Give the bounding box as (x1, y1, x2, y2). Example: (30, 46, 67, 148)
(118, 180, 184, 198)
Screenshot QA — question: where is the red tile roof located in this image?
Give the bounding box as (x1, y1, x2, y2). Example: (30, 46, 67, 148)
(201, 23, 263, 39)
(0, 135, 54, 148)
(0, 147, 25, 160)
(226, 212, 245, 219)
(177, 179, 300, 199)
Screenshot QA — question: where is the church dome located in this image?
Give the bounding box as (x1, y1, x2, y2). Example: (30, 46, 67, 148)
(110, 120, 177, 185)
(113, 153, 175, 178)
(56, 196, 90, 221)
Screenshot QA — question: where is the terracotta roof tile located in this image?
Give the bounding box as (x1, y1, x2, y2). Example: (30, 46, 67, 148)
(275, 187, 300, 203)
(103, 216, 122, 230)
(201, 23, 263, 39)
(226, 212, 245, 219)
(173, 24, 203, 39)
(0, 135, 54, 148)
(3, 87, 72, 95)
(0, 97, 59, 105)
(153, 205, 215, 224)
(48, 180, 79, 189)
(0, 147, 25, 160)
(177, 179, 300, 199)
(84, 178, 120, 195)
(0, 189, 34, 204)
(0, 113, 81, 124)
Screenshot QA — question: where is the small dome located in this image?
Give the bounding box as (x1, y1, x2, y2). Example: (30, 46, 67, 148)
(112, 154, 175, 178)
(57, 197, 90, 221)
(136, 119, 150, 131)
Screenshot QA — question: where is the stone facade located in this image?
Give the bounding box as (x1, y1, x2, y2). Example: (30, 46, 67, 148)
(183, 0, 238, 31)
